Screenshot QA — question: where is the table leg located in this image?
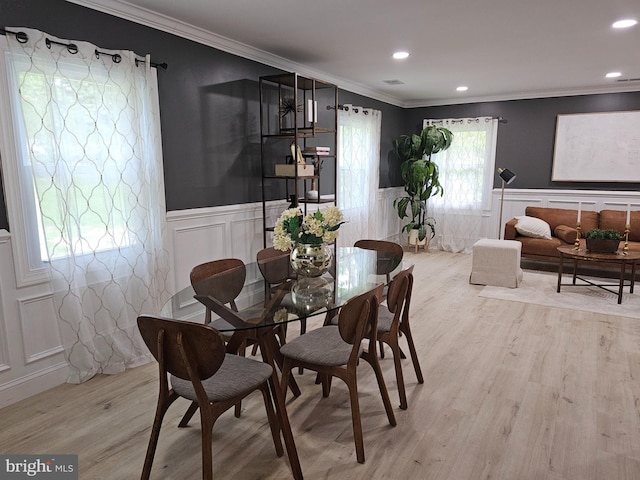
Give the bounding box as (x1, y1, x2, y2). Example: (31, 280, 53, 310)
(631, 261, 636, 294)
(572, 257, 578, 285)
(618, 261, 626, 304)
(259, 329, 303, 480)
(557, 253, 564, 293)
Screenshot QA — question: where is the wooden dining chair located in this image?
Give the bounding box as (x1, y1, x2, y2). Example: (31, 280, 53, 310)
(354, 239, 404, 284)
(256, 246, 302, 335)
(137, 315, 283, 480)
(376, 264, 423, 410)
(189, 258, 258, 418)
(190, 258, 246, 325)
(279, 283, 396, 464)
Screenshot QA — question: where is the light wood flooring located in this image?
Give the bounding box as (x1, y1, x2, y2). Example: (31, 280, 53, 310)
(1, 250, 639, 479)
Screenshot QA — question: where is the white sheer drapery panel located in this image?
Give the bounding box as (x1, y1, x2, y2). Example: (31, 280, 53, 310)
(424, 117, 498, 254)
(6, 28, 170, 383)
(337, 105, 381, 247)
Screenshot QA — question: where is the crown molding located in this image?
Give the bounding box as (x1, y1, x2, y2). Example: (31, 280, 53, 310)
(65, 1, 640, 109)
(65, 0, 403, 107)
(402, 83, 640, 108)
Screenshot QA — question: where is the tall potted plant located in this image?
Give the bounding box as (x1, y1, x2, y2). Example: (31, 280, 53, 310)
(393, 125, 453, 249)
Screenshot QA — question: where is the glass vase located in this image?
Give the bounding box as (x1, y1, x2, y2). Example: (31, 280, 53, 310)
(290, 243, 332, 277)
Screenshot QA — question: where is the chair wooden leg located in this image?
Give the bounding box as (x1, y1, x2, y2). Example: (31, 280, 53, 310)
(388, 336, 408, 410)
(321, 373, 332, 397)
(259, 384, 284, 457)
(379, 340, 385, 358)
(199, 406, 215, 480)
(142, 391, 178, 480)
(362, 349, 396, 427)
(178, 400, 199, 428)
(401, 323, 424, 384)
(346, 375, 365, 464)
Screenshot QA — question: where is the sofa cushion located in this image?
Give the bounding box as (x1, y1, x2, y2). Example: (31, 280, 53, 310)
(599, 209, 640, 242)
(554, 224, 578, 244)
(525, 206, 598, 232)
(515, 216, 552, 239)
(517, 236, 564, 258)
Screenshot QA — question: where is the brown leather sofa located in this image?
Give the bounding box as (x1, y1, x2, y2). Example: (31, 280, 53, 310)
(504, 206, 640, 261)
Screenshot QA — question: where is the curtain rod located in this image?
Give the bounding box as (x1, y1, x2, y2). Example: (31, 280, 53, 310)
(1, 28, 168, 70)
(427, 116, 507, 124)
(327, 104, 373, 115)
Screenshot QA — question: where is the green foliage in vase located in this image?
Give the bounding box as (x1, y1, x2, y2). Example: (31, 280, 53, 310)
(583, 228, 623, 240)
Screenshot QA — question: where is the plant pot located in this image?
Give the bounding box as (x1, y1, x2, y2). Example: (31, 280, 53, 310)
(585, 238, 620, 253)
(290, 243, 332, 277)
(408, 228, 428, 252)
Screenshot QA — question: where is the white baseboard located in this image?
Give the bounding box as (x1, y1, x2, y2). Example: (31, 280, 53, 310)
(0, 362, 68, 408)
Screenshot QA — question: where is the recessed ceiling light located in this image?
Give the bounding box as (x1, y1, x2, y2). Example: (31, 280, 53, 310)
(392, 51, 409, 60)
(456, 86, 469, 92)
(612, 19, 637, 29)
(606, 72, 622, 78)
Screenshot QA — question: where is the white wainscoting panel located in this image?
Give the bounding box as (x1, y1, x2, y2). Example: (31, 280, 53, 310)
(0, 230, 68, 408)
(17, 293, 64, 364)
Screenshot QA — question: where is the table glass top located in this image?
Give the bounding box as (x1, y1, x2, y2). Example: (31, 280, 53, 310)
(161, 247, 408, 331)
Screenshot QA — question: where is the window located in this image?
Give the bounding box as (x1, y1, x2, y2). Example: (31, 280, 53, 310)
(426, 118, 497, 211)
(7, 47, 150, 264)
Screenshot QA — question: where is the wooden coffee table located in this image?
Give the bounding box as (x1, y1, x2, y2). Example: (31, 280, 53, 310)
(556, 246, 640, 304)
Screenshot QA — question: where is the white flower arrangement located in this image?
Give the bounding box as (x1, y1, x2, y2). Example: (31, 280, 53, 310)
(273, 206, 345, 251)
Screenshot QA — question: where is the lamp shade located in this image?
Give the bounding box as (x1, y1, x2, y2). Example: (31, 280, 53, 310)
(498, 167, 516, 184)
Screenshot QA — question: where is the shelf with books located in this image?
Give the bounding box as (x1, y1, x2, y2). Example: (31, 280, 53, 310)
(259, 72, 338, 247)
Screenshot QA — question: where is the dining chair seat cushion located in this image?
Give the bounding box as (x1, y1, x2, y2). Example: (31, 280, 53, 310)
(376, 309, 393, 333)
(171, 354, 273, 403)
(280, 325, 363, 366)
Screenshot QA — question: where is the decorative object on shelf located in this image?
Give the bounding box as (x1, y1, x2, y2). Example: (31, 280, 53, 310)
(273, 206, 345, 276)
(290, 142, 305, 164)
(584, 228, 623, 253)
(497, 167, 517, 239)
(393, 125, 453, 249)
(280, 96, 301, 130)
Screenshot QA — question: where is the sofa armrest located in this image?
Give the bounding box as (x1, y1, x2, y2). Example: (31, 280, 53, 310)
(504, 218, 518, 240)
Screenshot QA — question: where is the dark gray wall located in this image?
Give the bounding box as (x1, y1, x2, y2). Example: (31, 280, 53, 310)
(404, 93, 640, 191)
(1, 0, 639, 232)
(0, 0, 405, 231)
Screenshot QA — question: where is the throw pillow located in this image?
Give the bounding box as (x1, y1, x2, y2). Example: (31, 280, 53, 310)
(515, 215, 552, 239)
(554, 224, 578, 244)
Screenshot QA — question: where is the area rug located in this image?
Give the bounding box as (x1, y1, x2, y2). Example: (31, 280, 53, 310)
(478, 271, 640, 319)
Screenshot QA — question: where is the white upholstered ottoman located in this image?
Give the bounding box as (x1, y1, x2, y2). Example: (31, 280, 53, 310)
(470, 239, 523, 288)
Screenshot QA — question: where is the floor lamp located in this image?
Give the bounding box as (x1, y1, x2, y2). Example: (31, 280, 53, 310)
(497, 167, 516, 239)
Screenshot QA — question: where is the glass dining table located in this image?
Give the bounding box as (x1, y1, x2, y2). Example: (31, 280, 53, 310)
(159, 246, 409, 480)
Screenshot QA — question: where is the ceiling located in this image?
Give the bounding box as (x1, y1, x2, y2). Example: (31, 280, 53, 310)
(75, 0, 640, 107)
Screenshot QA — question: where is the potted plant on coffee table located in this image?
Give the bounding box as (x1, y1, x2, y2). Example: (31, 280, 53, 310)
(393, 125, 453, 251)
(584, 228, 623, 253)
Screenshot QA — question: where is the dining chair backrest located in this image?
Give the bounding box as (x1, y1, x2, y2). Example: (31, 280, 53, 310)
(338, 283, 385, 346)
(137, 315, 225, 382)
(190, 259, 246, 310)
(354, 240, 403, 281)
(257, 247, 295, 286)
(354, 239, 404, 258)
(386, 265, 415, 317)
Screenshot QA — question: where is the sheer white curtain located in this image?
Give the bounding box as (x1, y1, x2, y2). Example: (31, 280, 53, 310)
(5, 28, 170, 383)
(424, 117, 498, 253)
(337, 105, 381, 247)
